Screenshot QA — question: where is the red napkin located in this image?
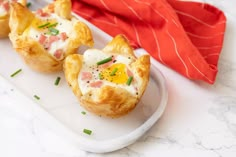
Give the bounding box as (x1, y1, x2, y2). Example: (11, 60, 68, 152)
(71, 0, 226, 84)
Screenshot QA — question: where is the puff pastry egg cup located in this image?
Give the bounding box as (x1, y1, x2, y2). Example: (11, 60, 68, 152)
(0, 0, 26, 38)
(9, 0, 94, 72)
(64, 35, 150, 118)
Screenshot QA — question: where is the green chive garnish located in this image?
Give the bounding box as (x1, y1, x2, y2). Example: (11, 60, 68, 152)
(81, 111, 86, 115)
(34, 95, 40, 100)
(38, 22, 50, 28)
(48, 27, 59, 35)
(26, 2, 31, 8)
(54, 77, 61, 86)
(10, 69, 22, 77)
(99, 73, 103, 80)
(126, 76, 133, 86)
(110, 68, 118, 76)
(83, 129, 92, 135)
(48, 22, 58, 28)
(97, 56, 112, 65)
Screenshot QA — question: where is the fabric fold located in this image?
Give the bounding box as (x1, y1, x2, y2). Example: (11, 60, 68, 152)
(71, 0, 226, 84)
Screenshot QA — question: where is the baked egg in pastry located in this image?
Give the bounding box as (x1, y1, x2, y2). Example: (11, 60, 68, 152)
(9, 0, 94, 72)
(0, 0, 26, 38)
(64, 35, 150, 118)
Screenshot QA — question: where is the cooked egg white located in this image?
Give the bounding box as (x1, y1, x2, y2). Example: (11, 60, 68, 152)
(27, 13, 73, 60)
(78, 49, 138, 96)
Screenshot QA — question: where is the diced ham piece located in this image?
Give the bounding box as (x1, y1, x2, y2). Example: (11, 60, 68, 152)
(90, 81, 103, 88)
(100, 62, 112, 69)
(126, 68, 133, 77)
(39, 34, 47, 44)
(81, 72, 92, 80)
(49, 35, 60, 44)
(100, 56, 116, 69)
(54, 49, 63, 59)
(60, 32, 67, 41)
(36, 9, 49, 17)
(36, 9, 42, 15)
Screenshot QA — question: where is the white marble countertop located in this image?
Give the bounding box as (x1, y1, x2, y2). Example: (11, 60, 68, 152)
(1, 0, 236, 156)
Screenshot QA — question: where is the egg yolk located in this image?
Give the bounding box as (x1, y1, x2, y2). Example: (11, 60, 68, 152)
(100, 63, 128, 84)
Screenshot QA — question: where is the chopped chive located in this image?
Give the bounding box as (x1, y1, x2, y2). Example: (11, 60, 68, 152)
(97, 56, 112, 65)
(34, 95, 40, 100)
(38, 22, 50, 28)
(26, 2, 31, 8)
(126, 76, 133, 86)
(83, 129, 92, 135)
(48, 22, 58, 28)
(10, 69, 22, 77)
(110, 68, 118, 76)
(98, 73, 103, 80)
(81, 111, 86, 115)
(48, 27, 59, 35)
(54, 77, 61, 86)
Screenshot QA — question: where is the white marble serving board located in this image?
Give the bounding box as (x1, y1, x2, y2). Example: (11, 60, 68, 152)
(0, 0, 168, 153)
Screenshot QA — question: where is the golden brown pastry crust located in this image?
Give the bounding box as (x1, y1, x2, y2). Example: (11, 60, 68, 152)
(0, 0, 26, 38)
(0, 15, 10, 38)
(64, 35, 150, 118)
(9, 0, 94, 72)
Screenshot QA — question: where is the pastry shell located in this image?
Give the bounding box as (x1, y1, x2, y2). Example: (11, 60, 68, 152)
(0, 0, 26, 38)
(9, 0, 94, 72)
(64, 35, 150, 118)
